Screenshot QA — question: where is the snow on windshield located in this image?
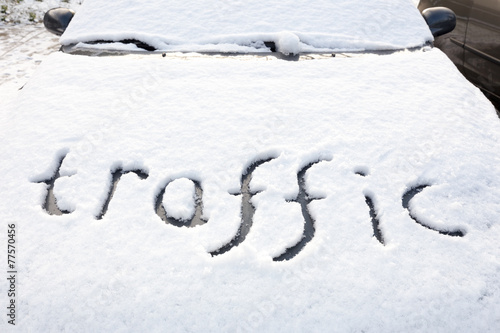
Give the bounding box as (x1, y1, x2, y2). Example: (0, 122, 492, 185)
(61, 0, 433, 54)
(1, 49, 500, 330)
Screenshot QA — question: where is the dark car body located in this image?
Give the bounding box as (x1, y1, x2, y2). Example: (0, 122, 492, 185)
(419, 0, 500, 109)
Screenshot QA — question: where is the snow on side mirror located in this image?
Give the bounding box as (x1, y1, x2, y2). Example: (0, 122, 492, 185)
(422, 7, 456, 38)
(43, 8, 75, 36)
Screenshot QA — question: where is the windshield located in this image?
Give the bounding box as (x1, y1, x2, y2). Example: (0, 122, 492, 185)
(60, 0, 433, 54)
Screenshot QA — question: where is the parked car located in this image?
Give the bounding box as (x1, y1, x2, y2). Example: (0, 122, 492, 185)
(419, 0, 500, 110)
(2, 0, 500, 331)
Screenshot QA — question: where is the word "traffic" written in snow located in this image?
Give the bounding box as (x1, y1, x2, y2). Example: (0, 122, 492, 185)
(33, 153, 466, 261)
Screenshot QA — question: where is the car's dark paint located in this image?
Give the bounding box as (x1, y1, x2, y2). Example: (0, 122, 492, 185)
(464, 0, 500, 109)
(43, 8, 75, 36)
(419, 0, 500, 109)
(421, 7, 457, 37)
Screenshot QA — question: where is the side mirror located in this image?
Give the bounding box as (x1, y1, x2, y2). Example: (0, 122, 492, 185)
(43, 8, 75, 36)
(422, 7, 456, 38)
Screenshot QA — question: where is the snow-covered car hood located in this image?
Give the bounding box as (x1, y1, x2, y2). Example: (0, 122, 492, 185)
(2, 48, 500, 330)
(60, 0, 434, 54)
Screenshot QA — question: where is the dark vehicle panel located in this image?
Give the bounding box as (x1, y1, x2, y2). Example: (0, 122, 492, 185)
(419, 0, 473, 71)
(464, 0, 500, 105)
(419, 0, 499, 109)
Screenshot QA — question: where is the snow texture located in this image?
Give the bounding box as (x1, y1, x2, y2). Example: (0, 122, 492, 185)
(1, 46, 500, 331)
(61, 0, 433, 53)
(0, 0, 81, 24)
(162, 178, 197, 221)
(0, 1, 82, 103)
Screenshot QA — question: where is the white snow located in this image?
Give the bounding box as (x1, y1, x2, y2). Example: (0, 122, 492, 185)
(162, 178, 197, 221)
(1, 46, 500, 331)
(61, 0, 433, 53)
(0, 24, 58, 107)
(0, 0, 81, 24)
(1, 0, 500, 331)
(0, 1, 82, 104)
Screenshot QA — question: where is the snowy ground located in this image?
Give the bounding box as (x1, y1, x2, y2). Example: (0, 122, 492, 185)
(0, 23, 59, 103)
(0, 0, 81, 104)
(0, 0, 82, 24)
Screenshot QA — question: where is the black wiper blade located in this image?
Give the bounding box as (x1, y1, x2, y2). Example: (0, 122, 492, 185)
(85, 39, 156, 51)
